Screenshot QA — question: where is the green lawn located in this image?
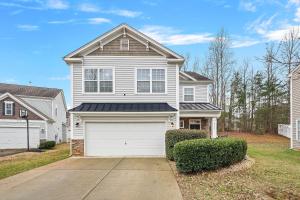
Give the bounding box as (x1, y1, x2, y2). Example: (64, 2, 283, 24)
(173, 133, 300, 200)
(0, 143, 70, 180)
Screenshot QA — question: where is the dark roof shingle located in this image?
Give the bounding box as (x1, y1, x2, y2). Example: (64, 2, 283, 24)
(179, 71, 212, 81)
(70, 103, 177, 112)
(180, 103, 221, 111)
(0, 83, 61, 98)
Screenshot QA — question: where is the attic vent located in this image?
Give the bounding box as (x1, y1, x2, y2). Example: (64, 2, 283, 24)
(120, 38, 129, 51)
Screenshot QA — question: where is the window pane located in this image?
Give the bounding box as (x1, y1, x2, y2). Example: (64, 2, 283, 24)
(84, 69, 97, 80)
(120, 39, 129, 50)
(152, 81, 165, 93)
(99, 69, 112, 81)
(184, 95, 194, 101)
(100, 81, 113, 92)
(5, 103, 12, 115)
(137, 81, 150, 93)
(152, 69, 165, 81)
(184, 88, 194, 95)
(137, 69, 150, 81)
(84, 81, 98, 92)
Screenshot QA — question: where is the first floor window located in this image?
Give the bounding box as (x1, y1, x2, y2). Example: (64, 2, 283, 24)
(183, 87, 195, 102)
(189, 119, 201, 130)
(4, 101, 13, 116)
(84, 68, 113, 93)
(180, 120, 184, 129)
(137, 68, 165, 93)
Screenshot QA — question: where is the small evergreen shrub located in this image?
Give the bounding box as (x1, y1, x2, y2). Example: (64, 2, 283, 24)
(39, 141, 56, 149)
(173, 138, 247, 173)
(165, 129, 207, 160)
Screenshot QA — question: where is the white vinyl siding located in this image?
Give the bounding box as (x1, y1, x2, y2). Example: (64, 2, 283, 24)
(179, 83, 209, 103)
(291, 70, 300, 148)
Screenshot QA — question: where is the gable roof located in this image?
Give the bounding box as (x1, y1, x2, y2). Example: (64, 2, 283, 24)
(64, 23, 184, 62)
(179, 71, 212, 82)
(0, 92, 53, 121)
(0, 83, 61, 98)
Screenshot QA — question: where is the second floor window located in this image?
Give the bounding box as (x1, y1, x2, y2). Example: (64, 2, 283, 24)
(137, 68, 166, 93)
(183, 87, 195, 102)
(84, 68, 113, 93)
(120, 38, 129, 51)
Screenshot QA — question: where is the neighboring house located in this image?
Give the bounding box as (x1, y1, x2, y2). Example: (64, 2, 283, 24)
(0, 83, 67, 149)
(65, 23, 221, 157)
(290, 65, 300, 149)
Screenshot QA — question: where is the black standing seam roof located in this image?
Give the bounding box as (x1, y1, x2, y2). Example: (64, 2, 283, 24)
(180, 103, 221, 111)
(69, 103, 177, 112)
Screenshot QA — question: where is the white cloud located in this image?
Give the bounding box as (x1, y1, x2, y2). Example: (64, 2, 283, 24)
(106, 9, 142, 18)
(239, 0, 256, 12)
(294, 7, 300, 22)
(263, 25, 300, 41)
(246, 14, 277, 35)
(142, 1, 158, 6)
(139, 25, 214, 45)
(0, 2, 42, 10)
(49, 75, 70, 81)
(48, 19, 75, 24)
(88, 18, 111, 25)
(2, 78, 18, 84)
(78, 3, 99, 12)
(46, 0, 69, 10)
(17, 24, 39, 31)
(288, 0, 300, 5)
(231, 38, 261, 48)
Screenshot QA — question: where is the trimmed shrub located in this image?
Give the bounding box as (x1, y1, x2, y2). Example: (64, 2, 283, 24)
(39, 141, 56, 149)
(165, 129, 207, 160)
(173, 138, 247, 173)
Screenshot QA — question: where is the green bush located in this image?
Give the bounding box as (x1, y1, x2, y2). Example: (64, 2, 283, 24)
(165, 129, 207, 160)
(173, 138, 247, 173)
(39, 141, 56, 149)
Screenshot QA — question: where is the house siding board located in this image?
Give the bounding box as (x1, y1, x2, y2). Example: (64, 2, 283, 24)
(292, 73, 300, 148)
(0, 97, 43, 120)
(179, 83, 208, 102)
(88, 35, 161, 57)
(22, 97, 52, 118)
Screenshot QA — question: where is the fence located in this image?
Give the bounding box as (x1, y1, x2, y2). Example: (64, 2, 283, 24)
(278, 124, 291, 138)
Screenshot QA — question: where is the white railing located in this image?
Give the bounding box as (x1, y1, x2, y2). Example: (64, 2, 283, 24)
(278, 124, 291, 138)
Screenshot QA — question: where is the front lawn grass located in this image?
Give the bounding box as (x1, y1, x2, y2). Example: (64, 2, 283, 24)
(0, 143, 70, 180)
(172, 132, 300, 199)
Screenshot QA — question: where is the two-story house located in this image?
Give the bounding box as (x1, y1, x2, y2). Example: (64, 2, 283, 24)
(0, 83, 67, 149)
(65, 24, 221, 157)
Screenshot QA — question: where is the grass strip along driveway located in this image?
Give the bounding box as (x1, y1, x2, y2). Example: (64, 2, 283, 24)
(173, 132, 300, 200)
(0, 143, 69, 180)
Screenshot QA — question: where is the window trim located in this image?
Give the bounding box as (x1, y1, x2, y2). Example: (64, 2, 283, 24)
(183, 86, 195, 102)
(180, 120, 184, 129)
(82, 67, 115, 94)
(189, 119, 201, 130)
(4, 101, 13, 116)
(120, 38, 129, 51)
(135, 67, 167, 94)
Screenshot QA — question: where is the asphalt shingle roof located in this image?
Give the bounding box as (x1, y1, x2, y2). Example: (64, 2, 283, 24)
(179, 71, 212, 81)
(0, 83, 61, 98)
(70, 103, 177, 112)
(180, 102, 221, 111)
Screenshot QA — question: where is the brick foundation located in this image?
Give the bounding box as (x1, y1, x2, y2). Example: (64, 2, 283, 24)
(72, 139, 84, 156)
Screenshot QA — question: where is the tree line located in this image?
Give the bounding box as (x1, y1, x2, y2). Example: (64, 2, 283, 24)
(183, 27, 300, 134)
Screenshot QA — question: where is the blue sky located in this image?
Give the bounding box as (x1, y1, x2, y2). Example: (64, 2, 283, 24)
(0, 0, 299, 107)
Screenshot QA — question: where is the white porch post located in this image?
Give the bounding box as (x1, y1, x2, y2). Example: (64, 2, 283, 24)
(211, 117, 218, 138)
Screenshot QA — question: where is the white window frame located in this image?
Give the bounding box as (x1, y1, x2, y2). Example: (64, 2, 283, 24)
(297, 120, 300, 141)
(183, 86, 195, 102)
(120, 38, 129, 51)
(189, 119, 201, 130)
(180, 120, 184, 129)
(4, 101, 13, 116)
(82, 67, 115, 94)
(135, 67, 167, 94)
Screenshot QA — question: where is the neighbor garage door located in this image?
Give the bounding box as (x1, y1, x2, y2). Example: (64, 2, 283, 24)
(85, 122, 167, 157)
(0, 127, 40, 149)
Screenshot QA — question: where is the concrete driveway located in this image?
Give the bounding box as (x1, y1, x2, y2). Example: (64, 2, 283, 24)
(0, 158, 182, 200)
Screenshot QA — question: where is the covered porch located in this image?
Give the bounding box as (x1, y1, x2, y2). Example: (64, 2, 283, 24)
(179, 103, 222, 138)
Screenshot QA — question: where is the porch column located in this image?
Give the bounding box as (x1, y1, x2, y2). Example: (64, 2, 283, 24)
(211, 117, 218, 138)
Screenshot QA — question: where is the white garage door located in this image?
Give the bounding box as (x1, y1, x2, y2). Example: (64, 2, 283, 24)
(0, 127, 40, 149)
(85, 122, 167, 157)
